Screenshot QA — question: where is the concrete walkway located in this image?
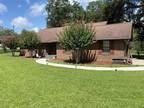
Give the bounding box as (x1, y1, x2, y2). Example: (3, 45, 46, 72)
(132, 58, 144, 65)
(36, 59, 144, 71)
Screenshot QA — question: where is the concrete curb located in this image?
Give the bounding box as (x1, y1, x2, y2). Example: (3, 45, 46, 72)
(36, 59, 144, 71)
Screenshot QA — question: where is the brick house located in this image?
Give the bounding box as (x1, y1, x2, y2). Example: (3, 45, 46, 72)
(38, 22, 133, 63)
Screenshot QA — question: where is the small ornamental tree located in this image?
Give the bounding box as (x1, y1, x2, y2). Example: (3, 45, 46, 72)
(58, 23, 95, 64)
(19, 30, 40, 57)
(2, 36, 18, 56)
(0, 27, 18, 52)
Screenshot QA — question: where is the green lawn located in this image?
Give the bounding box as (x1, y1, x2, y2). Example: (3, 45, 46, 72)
(0, 53, 144, 108)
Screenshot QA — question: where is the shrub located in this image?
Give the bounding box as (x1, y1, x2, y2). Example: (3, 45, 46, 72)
(58, 22, 96, 63)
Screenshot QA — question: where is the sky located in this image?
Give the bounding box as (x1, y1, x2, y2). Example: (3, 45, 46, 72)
(0, 0, 96, 33)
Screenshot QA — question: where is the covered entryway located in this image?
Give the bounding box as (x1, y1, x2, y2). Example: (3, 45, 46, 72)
(47, 43, 57, 55)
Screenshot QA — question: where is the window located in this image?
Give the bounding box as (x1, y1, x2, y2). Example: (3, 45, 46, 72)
(103, 40, 110, 53)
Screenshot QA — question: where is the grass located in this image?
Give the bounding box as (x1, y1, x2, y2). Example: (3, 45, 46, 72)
(0, 53, 144, 107)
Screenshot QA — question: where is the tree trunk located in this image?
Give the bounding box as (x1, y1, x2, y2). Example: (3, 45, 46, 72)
(11, 49, 15, 56)
(2, 43, 7, 53)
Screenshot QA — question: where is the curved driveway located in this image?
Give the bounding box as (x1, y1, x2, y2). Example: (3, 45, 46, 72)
(36, 59, 144, 71)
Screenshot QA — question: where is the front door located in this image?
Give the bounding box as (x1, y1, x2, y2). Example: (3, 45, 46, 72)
(47, 43, 56, 55)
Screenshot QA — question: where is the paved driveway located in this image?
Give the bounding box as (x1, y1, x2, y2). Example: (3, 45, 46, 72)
(36, 59, 144, 71)
(133, 59, 144, 65)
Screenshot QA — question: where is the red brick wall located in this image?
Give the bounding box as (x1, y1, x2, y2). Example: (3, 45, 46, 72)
(57, 49, 72, 60)
(55, 40, 128, 63)
(95, 40, 126, 63)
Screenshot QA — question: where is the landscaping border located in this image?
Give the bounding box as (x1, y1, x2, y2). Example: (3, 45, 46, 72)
(36, 59, 144, 71)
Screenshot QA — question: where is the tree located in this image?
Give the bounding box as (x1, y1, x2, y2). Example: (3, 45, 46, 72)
(46, 0, 85, 27)
(58, 23, 95, 63)
(126, 0, 144, 54)
(70, 1, 85, 22)
(0, 27, 16, 36)
(19, 30, 40, 57)
(134, 28, 144, 55)
(2, 36, 18, 56)
(103, 0, 142, 24)
(46, 0, 72, 27)
(0, 27, 18, 52)
(86, 1, 105, 22)
(103, 0, 125, 24)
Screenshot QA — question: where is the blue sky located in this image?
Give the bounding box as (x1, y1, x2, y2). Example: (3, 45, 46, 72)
(0, 0, 92, 33)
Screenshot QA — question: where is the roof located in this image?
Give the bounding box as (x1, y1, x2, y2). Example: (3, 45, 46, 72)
(95, 22, 133, 40)
(38, 22, 133, 43)
(38, 27, 63, 43)
(0, 35, 15, 42)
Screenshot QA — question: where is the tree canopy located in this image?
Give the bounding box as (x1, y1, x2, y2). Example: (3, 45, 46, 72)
(102, 0, 143, 25)
(58, 23, 95, 63)
(86, 1, 105, 22)
(2, 36, 19, 56)
(0, 27, 17, 36)
(46, 0, 86, 27)
(19, 30, 40, 50)
(46, 0, 106, 27)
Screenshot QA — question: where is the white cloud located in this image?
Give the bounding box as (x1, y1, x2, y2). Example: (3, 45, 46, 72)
(0, 20, 3, 26)
(31, 27, 39, 32)
(69, 0, 79, 4)
(0, 3, 7, 14)
(29, 3, 46, 16)
(11, 16, 32, 28)
(69, 0, 98, 4)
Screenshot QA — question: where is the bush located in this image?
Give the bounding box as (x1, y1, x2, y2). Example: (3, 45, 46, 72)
(2, 36, 19, 56)
(132, 54, 144, 59)
(58, 22, 96, 63)
(19, 30, 40, 57)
